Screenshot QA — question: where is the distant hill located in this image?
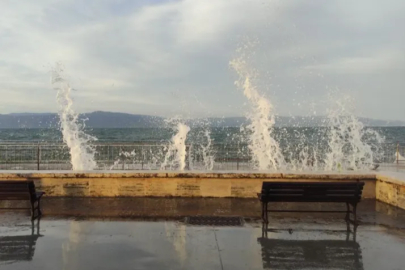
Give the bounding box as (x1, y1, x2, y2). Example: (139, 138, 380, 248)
(195, 116, 405, 128)
(0, 111, 403, 128)
(0, 113, 58, 129)
(81, 111, 164, 128)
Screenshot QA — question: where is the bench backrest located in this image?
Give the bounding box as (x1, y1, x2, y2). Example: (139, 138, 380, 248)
(260, 182, 364, 203)
(0, 181, 36, 201)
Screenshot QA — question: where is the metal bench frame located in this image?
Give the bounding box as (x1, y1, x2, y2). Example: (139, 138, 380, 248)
(0, 180, 45, 220)
(258, 181, 365, 224)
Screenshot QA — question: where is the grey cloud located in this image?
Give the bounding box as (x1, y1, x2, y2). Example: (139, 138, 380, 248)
(0, 0, 404, 121)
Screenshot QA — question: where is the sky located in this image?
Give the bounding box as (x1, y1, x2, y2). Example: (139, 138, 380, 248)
(0, 0, 404, 121)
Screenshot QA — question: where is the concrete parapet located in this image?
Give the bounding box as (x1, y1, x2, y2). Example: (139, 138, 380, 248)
(0, 171, 377, 199)
(376, 173, 405, 210)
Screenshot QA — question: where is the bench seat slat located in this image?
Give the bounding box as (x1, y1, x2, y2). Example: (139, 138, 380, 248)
(262, 181, 362, 185)
(0, 194, 30, 198)
(0, 184, 29, 186)
(262, 190, 361, 194)
(261, 198, 362, 202)
(262, 183, 362, 187)
(0, 187, 30, 191)
(262, 194, 362, 198)
(0, 195, 30, 198)
(262, 187, 363, 190)
(0, 184, 30, 186)
(0, 197, 31, 200)
(262, 195, 361, 199)
(263, 196, 361, 200)
(0, 191, 30, 194)
(261, 194, 361, 198)
(262, 185, 363, 190)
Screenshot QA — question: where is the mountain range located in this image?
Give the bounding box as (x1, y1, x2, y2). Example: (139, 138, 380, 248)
(0, 111, 403, 129)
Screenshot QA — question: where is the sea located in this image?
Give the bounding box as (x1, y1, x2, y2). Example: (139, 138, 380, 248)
(0, 127, 404, 144)
(0, 126, 404, 171)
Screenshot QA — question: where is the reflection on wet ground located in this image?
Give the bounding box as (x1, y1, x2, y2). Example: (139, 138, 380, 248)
(0, 220, 41, 263)
(259, 222, 363, 270)
(1, 198, 405, 270)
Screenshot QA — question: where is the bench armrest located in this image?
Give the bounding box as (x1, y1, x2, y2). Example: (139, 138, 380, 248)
(36, 192, 45, 199)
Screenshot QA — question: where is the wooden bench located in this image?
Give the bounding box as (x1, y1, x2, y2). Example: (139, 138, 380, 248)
(258, 182, 364, 224)
(0, 181, 45, 220)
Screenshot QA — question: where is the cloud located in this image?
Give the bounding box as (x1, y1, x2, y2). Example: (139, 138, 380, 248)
(0, 0, 404, 121)
(304, 49, 405, 74)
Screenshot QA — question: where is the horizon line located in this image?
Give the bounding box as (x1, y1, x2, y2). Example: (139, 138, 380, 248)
(0, 110, 404, 123)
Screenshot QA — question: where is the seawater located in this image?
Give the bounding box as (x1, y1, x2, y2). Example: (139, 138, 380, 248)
(0, 127, 403, 144)
(0, 127, 403, 170)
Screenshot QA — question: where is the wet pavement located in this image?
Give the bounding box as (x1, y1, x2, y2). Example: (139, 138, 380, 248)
(1, 199, 405, 270)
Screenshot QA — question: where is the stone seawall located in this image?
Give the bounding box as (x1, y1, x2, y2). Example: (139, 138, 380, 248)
(376, 173, 405, 210)
(0, 171, 377, 199)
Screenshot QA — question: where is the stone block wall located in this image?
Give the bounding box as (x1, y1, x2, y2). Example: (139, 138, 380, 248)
(0, 172, 376, 199)
(376, 174, 405, 210)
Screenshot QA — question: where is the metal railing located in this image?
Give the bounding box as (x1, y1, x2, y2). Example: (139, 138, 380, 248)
(0, 141, 403, 171)
(377, 143, 405, 170)
(0, 142, 251, 171)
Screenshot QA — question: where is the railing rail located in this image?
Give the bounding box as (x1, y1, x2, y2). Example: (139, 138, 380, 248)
(0, 141, 403, 171)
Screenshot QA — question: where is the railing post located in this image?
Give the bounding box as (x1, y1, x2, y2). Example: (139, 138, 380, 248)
(187, 144, 193, 170)
(237, 143, 240, 171)
(37, 144, 41, 171)
(397, 143, 399, 165)
(141, 147, 144, 170)
(5, 145, 7, 168)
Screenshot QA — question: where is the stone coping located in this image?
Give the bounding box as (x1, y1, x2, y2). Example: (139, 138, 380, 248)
(376, 172, 405, 186)
(0, 170, 377, 180)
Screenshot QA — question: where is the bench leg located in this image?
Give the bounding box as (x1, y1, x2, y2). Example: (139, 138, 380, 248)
(30, 201, 35, 220)
(30, 217, 41, 234)
(345, 202, 350, 222)
(353, 203, 358, 224)
(30, 199, 42, 220)
(262, 222, 268, 238)
(261, 202, 269, 224)
(353, 222, 358, 241)
(261, 202, 265, 222)
(37, 198, 42, 216)
(30, 200, 36, 220)
(346, 217, 359, 241)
